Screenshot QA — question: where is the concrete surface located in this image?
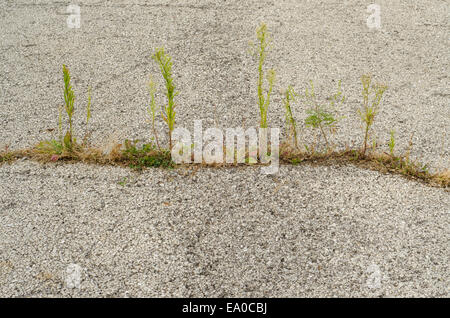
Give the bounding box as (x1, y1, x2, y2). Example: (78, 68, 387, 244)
(0, 0, 449, 297)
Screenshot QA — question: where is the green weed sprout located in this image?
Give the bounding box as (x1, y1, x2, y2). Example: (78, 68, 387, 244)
(152, 48, 178, 150)
(358, 74, 387, 155)
(63, 64, 75, 149)
(37, 65, 93, 155)
(255, 23, 275, 128)
(123, 139, 173, 170)
(304, 80, 345, 151)
(283, 85, 298, 148)
(148, 75, 161, 150)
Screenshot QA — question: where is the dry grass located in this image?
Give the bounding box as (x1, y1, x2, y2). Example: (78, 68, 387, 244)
(280, 142, 449, 188)
(1, 142, 448, 189)
(0, 141, 171, 170)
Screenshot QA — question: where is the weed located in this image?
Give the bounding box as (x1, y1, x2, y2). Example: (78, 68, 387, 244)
(283, 85, 298, 148)
(358, 74, 387, 155)
(0, 146, 16, 164)
(147, 75, 161, 150)
(36, 140, 63, 155)
(63, 64, 75, 147)
(433, 169, 450, 188)
(255, 23, 276, 128)
(118, 177, 128, 186)
(279, 148, 448, 188)
(122, 139, 173, 170)
(404, 132, 415, 163)
(152, 48, 178, 150)
(37, 65, 93, 155)
(83, 85, 92, 144)
(1, 25, 448, 189)
(304, 80, 345, 151)
(351, 149, 360, 161)
(290, 158, 302, 165)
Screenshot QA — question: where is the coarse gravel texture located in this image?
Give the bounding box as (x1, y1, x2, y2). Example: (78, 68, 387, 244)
(0, 160, 449, 297)
(0, 0, 449, 297)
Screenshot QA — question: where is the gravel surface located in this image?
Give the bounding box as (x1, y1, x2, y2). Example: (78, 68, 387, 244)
(1, 160, 449, 297)
(0, 0, 449, 297)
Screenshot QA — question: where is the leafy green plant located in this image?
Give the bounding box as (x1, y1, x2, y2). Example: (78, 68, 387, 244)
(36, 139, 64, 155)
(147, 75, 161, 150)
(283, 85, 298, 148)
(122, 139, 173, 170)
(152, 48, 178, 150)
(304, 80, 345, 151)
(358, 74, 387, 155)
(255, 23, 275, 128)
(0, 146, 15, 164)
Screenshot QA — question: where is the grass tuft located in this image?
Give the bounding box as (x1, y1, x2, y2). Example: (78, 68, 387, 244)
(255, 22, 275, 128)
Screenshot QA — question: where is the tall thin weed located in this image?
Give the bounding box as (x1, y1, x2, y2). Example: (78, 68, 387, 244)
(62, 64, 75, 149)
(152, 48, 178, 150)
(283, 85, 298, 148)
(358, 74, 387, 155)
(255, 23, 275, 128)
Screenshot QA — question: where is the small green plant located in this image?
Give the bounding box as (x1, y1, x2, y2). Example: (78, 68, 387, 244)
(283, 85, 298, 148)
(122, 139, 173, 170)
(147, 75, 161, 150)
(255, 23, 275, 128)
(0, 146, 15, 163)
(304, 80, 345, 151)
(351, 149, 360, 160)
(290, 158, 302, 165)
(389, 130, 396, 156)
(37, 65, 93, 155)
(358, 74, 387, 155)
(152, 48, 178, 150)
(36, 139, 64, 155)
(118, 177, 128, 186)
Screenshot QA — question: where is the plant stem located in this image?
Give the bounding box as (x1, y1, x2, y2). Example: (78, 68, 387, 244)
(363, 124, 369, 156)
(319, 123, 329, 150)
(152, 117, 161, 151)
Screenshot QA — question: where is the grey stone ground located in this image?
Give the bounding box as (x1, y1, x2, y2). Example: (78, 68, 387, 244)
(0, 0, 449, 297)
